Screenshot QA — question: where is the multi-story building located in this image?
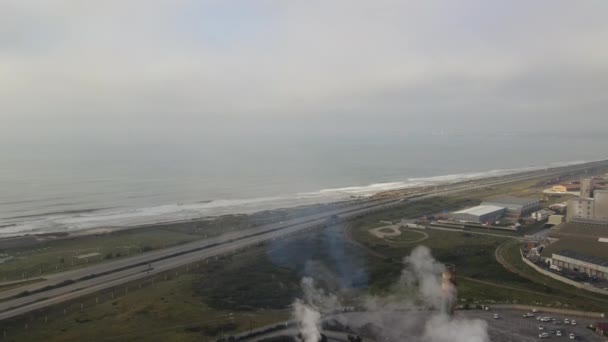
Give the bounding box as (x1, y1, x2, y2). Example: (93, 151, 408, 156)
(581, 178, 595, 198)
(567, 197, 595, 221)
(566, 180, 608, 224)
(594, 190, 608, 220)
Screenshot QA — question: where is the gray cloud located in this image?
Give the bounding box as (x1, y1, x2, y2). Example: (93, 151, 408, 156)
(1, 1, 607, 143)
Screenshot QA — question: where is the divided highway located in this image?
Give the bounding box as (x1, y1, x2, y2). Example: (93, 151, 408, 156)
(0, 160, 606, 321)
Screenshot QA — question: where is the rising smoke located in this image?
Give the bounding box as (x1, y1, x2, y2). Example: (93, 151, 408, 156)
(291, 246, 489, 342)
(292, 277, 338, 342)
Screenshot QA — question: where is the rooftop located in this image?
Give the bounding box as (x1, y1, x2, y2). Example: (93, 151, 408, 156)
(483, 196, 539, 206)
(453, 205, 504, 216)
(553, 249, 608, 267)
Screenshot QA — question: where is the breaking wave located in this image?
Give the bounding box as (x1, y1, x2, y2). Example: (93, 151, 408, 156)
(0, 159, 593, 238)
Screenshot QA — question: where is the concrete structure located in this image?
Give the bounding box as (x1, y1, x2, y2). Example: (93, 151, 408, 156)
(581, 178, 595, 198)
(549, 202, 567, 214)
(451, 205, 504, 223)
(551, 250, 608, 280)
(548, 215, 565, 226)
(531, 209, 555, 221)
(566, 190, 608, 223)
(441, 264, 456, 316)
(567, 197, 595, 221)
(594, 190, 608, 220)
(482, 197, 541, 221)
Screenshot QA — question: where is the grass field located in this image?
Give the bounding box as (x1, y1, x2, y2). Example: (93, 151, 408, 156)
(346, 198, 608, 311)
(0, 202, 353, 282)
(1, 273, 291, 342)
(0, 246, 300, 342)
(0, 228, 203, 282)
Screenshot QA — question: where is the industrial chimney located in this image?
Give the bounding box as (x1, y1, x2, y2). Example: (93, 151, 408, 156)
(441, 264, 457, 316)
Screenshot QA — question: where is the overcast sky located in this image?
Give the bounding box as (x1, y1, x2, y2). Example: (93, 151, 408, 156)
(2, 1, 608, 145)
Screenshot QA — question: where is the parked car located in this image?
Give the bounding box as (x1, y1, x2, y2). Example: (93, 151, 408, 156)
(539, 332, 549, 338)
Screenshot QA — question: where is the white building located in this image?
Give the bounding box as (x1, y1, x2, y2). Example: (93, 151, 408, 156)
(531, 209, 555, 222)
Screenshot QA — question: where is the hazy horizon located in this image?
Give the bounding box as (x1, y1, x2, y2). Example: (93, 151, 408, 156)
(1, 1, 608, 146)
(2, 1, 608, 236)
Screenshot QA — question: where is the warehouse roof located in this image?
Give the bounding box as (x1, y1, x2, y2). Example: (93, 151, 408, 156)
(453, 205, 504, 216)
(554, 249, 608, 267)
(482, 196, 539, 209)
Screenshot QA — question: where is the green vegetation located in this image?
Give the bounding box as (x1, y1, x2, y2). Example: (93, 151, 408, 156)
(0, 202, 352, 282)
(194, 255, 300, 311)
(0, 272, 290, 342)
(347, 197, 608, 311)
(0, 228, 202, 282)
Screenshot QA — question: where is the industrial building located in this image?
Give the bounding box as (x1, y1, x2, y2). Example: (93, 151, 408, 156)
(531, 209, 555, 222)
(594, 190, 608, 220)
(581, 178, 595, 198)
(566, 179, 608, 223)
(567, 197, 595, 221)
(547, 215, 565, 226)
(451, 205, 504, 224)
(481, 197, 541, 221)
(549, 202, 567, 214)
(550, 250, 608, 280)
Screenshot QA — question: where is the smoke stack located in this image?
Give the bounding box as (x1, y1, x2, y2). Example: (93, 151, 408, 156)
(441, 264, 456, 316)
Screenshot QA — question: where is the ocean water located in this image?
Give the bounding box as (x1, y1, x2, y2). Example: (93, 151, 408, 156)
(0, 132, 606, 238)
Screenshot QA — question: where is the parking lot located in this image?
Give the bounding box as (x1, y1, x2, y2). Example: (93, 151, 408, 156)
(461, 309, 606, 342)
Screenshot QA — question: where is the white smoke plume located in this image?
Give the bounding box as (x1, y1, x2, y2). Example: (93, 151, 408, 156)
(292, 246, 490, 342)
(400, 245, 447, 310)
(292, 277, 339, 342)
(293, 299, 321, 342)
(422, 314, 489, 342)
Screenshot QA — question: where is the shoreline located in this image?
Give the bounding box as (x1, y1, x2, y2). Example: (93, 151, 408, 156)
(2, 159, 607, 242)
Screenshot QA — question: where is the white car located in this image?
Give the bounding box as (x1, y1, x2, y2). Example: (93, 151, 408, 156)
(569, 333, 576, 340)
(539, 332, 549, 338)
(571, 320, 577, 326)
(493, 314, 499, 319)
(538, 325, 544, 331)
(556, 330, 562, 336)
(542, 317, 552, 322)
(564, 318, 570, 324)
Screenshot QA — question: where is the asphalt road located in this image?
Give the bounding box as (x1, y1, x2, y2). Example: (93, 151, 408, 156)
(237, 309, 607, 342)
(465, 309, 605, 342)
(0, 160, 606, 321)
